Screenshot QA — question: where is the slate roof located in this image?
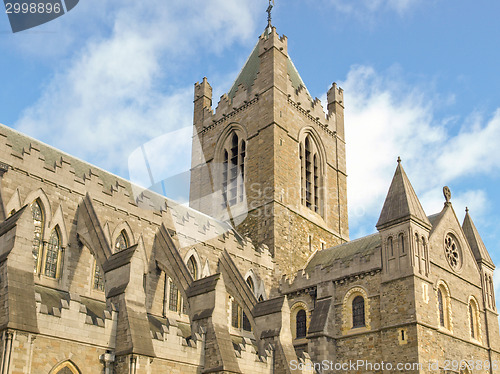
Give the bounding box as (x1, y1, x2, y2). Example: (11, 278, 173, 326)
(0, 123, 132, 196)
(227, 31, 311, 101)
(305, 233, 381, 273)
(307, 298, 331, 334)
(377, 161, 431, 230)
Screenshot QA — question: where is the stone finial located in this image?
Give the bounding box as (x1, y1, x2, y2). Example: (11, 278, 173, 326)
(443, 186, 451, 204)
(397, 156, 401, 164)
(465, 207, 469, 214)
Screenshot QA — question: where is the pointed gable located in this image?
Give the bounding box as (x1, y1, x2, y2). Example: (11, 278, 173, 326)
(377, 160, 431, 230)
(462, 209, 495, 268)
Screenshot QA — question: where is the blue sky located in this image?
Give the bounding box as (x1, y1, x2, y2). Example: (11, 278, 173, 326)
(1, 0, 500, 298)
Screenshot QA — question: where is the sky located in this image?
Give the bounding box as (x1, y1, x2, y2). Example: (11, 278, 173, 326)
(1, 0, 499, 301)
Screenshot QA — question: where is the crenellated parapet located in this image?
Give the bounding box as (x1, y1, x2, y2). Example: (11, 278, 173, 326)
(35, 287, 117, 347)
(259, 26, 288, 55)
(285, 79, 341, 139)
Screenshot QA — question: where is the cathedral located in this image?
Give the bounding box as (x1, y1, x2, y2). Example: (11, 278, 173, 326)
(0, 16, 498, 374)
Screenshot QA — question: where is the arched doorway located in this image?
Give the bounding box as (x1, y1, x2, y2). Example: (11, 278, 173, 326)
(50, 361, 81, 374)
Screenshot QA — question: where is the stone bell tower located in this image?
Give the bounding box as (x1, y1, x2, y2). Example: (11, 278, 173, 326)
(189, 23, 349, 276)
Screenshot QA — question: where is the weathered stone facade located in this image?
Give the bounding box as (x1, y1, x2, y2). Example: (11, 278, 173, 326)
(0, 24, 498, 374)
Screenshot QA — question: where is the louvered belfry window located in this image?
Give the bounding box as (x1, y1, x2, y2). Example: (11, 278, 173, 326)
(300, 135, 322, 215)
(222, 132, 246, 208)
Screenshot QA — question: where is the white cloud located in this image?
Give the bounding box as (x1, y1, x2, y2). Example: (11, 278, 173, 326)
(15, 0, 263, 176)
(436, 110, 500, 181)
(343, 65, 499, 235)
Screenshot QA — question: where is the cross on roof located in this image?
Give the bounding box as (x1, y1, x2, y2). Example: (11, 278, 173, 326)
(267, 0, 274, 28)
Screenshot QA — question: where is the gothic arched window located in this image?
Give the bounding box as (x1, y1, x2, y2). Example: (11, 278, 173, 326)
(221, 132, 246, 207)
(299, 134, 322, 215)
(230, 297, 251, 332)
(352, 296, 366, 328)
(31, 200, 44, 273)
(169, 280, 180, 312)
(114, 230, 129, 252)
(93, 260, 105, 291)
(469, 298, 480, 341)
(388, 237, 394, 257)
(438, 289, 445, 327)
(51, 360, 81, 374)
(399, 233, 405, 254)
(437, 284, 451, 330)
(296, 309, 307, 338)
(242, 311, 252, 332)
(489, 276, 496, 310)
(469, 304, 475, 339)
(187, 256, 198, 280)
(44, 228, 61, 278)
(246, 276, 254, 293)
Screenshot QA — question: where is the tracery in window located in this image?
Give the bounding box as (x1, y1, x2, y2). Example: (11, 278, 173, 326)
(114, 230, 129, 252)
(31, 200, 44, 273)
(296, 309, 307, 338)
(299, 134, 323, 214)
(352, 296, 366, 328)
(221, 132, 246, 207)
(44, 228, 61, 278)
(444, 233, 462, 272)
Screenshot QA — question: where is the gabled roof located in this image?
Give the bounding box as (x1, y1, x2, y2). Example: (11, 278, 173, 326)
(376, 160, 431, 230)
(227, 29, 310, 101)
(462, 209, 495, 268)
(305, 233, 381, 272)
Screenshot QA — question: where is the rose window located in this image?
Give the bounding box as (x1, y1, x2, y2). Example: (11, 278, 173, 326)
(444, 234, 461, 271)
